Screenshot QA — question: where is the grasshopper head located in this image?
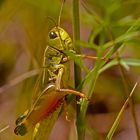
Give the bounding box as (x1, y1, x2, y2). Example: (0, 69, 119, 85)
(48, 27, 73, 51)
(14, 123, 27, 136)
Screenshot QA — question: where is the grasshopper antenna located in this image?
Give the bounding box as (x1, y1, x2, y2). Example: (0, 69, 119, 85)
(47, 0, 65, 28)
(58, 0, 65, 26)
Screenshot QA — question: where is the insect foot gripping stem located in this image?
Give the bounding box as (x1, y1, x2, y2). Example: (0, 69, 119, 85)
(14, 123, 27, 136)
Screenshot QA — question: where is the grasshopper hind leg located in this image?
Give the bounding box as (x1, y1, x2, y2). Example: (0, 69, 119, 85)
(14, 123, 27, 136)
(58, 88, 89, 100)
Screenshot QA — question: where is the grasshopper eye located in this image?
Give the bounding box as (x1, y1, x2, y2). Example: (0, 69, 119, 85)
(49, 31, 58, 39)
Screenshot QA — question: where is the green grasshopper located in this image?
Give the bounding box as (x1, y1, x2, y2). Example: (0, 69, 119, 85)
(14, 25, 89, 135)
(14, 0, 108, 137)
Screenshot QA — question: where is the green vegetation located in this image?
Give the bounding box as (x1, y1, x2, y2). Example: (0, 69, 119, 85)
(0, 0, 140, 140)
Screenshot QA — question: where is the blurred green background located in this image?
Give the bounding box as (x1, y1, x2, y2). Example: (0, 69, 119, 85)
(0, 0, 140, 140)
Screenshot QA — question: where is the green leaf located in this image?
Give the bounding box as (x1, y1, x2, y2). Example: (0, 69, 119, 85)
(99, 59, 119, 73)
(99, 58, 140, 74)
(121, 58, 140, 67)
(103, 31, 140, 49)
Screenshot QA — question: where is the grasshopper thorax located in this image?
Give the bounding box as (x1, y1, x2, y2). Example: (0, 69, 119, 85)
(48, 26, 73, 51)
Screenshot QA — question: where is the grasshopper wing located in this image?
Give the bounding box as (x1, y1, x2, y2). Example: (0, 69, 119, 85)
(31, 46, 62, 139)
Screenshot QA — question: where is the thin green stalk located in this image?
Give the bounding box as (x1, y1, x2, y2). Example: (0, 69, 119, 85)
(105, 81, 138, 140)
(72, 0, 83, 140)
(72, 0, 81, 87)
(72, 1, 103, 139)
(119, 63, 140, 140)
(76, 61, 101, 140)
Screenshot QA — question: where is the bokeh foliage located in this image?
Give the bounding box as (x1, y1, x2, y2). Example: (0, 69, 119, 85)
(0, 0, 140, 140)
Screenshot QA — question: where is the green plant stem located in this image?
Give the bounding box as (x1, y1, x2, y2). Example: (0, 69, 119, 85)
(76, 62, 101, 140)
(72, 0, 81, 87)
(72, 0, 83, 139)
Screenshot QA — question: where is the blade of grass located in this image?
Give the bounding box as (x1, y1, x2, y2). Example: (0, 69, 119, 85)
(103, 31, 140, 49)
(0, 125, 9, 133)
(121, 58, 140, 67)
(0, 69, 39, 94)
(119, 62, 140, 140)
(105, 81, 138, 140)
(99, 58, 140, 74)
